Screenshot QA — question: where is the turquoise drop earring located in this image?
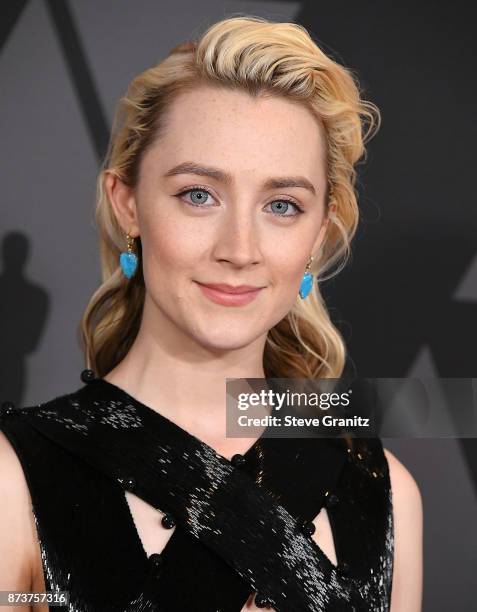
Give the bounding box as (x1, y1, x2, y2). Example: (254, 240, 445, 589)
(119, 233, 138, 279)
(299, 255, 314, 299)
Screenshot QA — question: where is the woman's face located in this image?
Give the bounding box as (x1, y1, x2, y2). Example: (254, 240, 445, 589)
(110, 85, 330, 351)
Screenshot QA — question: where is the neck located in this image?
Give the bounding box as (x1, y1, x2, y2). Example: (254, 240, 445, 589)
(103, 297, 268, 450)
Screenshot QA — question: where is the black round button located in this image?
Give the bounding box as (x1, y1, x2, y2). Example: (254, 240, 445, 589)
(231, 453, 246, 467)
(161, 513, 176, 529)
(123, 476, 136, 490)
(254, 592, 273, 608)
(300, 519, 316, 536)
(326, 493, 339, 507)
(0, 401, 15, 421)
(80, 369, 95, 383)
(149, 553, 162, 567)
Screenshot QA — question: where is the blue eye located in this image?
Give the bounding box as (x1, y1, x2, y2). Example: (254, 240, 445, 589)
(175, 186, 304, 217)
(265, 200, 303, 217)
(176, 187, 216, 207)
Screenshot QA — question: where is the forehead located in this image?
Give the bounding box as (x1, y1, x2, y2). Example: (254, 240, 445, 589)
(144, 85, 327, 184)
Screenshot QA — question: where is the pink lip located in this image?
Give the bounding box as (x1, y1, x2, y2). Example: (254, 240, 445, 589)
(195, 281, 264, 306)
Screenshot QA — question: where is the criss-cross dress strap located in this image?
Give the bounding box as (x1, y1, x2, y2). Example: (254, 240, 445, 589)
(15, 385, 356, 612)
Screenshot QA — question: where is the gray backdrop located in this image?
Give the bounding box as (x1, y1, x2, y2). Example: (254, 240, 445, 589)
(1, 1, 476, 610)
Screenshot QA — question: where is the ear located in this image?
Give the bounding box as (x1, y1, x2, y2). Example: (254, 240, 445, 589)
(104, 171, 140, 237)
(311, 203, 335, 256)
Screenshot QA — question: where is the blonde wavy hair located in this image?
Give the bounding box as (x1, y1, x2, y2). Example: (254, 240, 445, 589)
(78, 15, 380, 380)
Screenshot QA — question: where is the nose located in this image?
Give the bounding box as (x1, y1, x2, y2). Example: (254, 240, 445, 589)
(212, 205, 262, 267)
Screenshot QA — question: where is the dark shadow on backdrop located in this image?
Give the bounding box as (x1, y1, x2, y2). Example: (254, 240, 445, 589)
(0, 232, 49, 405)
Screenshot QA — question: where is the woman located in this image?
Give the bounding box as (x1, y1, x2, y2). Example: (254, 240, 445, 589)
(0, 15, 422, 612)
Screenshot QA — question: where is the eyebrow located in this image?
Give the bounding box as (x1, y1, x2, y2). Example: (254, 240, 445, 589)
(163, 161, 317, 196)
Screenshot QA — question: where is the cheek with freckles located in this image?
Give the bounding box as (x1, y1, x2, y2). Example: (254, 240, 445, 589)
(138, 197, 213, 302)
(273, 257, 310, 303)
(139, 221, 198, 307)
(256, 258, 310, 331)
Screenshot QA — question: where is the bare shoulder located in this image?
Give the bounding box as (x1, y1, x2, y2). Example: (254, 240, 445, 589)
(383, 447, 422, 509)
(383, 447, 423, 612)
(0, 429, 36, 592)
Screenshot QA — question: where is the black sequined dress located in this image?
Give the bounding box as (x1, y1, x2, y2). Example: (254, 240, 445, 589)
(0, 374, 394, 611)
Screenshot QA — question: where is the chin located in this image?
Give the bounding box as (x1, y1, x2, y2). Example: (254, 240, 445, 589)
(193, 326, 262, 352)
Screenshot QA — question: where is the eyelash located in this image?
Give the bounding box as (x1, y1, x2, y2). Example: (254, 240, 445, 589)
(174, 185, 305, 217)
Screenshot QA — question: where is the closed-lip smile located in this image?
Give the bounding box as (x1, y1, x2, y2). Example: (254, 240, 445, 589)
(194, 281, 265, 306)
(195, 282, 264, 294)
